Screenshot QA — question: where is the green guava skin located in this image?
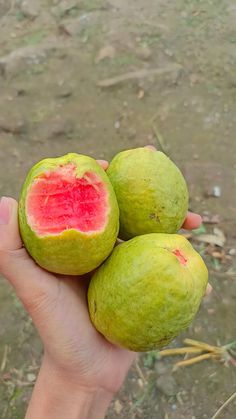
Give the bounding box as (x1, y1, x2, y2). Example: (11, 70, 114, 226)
(107, 148, 189, 240)
(88, 234, 208, 352)
(19, 153, 119, 276)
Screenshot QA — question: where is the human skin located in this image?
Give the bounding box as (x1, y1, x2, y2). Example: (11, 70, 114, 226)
(0, 153, 212, 419)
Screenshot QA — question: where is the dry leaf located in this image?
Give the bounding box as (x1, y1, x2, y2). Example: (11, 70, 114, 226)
(138, 378, 144, 388)
(27, 373, 36, 383)
(202, 214, 220, 224)
(212, 251, 223, 259)
(194, 234, 224, 247)
(194, 228, 226, 247)
(213, 227, 226, 242)
(95, 45, 116, 64)
(114, 399, 123, 414)
(137, 89, 145, 99)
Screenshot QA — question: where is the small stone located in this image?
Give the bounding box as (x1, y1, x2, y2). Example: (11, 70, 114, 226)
(229, 249, 236, 256)
(156, 375, 178, 396)
(204, 185, 222, 198)
(56, 89, 73, 99)
(0, 42, 58, 77)
(60, 14, 99, 37)
(0, 117, 26, 134)
(164, 49, 174, 57)
(212, 186, 221, 197)
(114, 120, 120, 130)
(37, 116, 74, 139)
(17, 89, 27, 97)
(21, 0, 40, 18)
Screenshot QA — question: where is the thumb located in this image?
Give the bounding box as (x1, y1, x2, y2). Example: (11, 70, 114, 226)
(0, 197, 55, 307)
(0, 196, 22, 250)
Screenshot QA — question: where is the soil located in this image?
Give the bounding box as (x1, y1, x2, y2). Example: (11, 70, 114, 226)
(0, 1, 236, 418)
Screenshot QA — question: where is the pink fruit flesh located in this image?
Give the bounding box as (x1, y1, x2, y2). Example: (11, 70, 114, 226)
(173, 249, 187, 265)
(26, 163, 109, 236)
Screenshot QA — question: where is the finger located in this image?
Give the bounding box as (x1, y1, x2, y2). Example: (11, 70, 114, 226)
(145, 145, 157, 151)
(205, 283, 212, 297)
(182, 212, 202, 230)
(0, 197, 22, 250)
(97, 160, 109, 171)
(0, 197, 55, 305)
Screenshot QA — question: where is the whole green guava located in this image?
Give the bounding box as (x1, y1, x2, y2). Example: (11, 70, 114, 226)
(107, 147, 189, 240)
(19, 153, 119, 275)
(88, 234, 208, 352)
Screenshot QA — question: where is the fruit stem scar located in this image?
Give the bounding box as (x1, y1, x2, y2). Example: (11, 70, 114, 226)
(149, 213, 160, 222)
(173, 249, 188, 265)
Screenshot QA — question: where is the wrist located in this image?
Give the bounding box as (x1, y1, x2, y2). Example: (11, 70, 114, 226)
(25, 356, 114, 419)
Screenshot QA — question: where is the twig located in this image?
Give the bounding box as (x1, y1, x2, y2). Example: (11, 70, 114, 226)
(157, 338, 236, 370)
(135, 360, 146, 384)
(159, 347, 203, 356)
(1, 345, 9, 372)
(151, 123, 168, 153)
(184, 339, 222, 354)
(16, 380, 35, 387)
(173, 353, 218, 371)
(97, 64, 182, 87)
(211, 392, 236, 419)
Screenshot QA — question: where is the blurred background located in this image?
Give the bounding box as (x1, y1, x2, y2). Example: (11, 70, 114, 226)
(0, 1, 236, 418)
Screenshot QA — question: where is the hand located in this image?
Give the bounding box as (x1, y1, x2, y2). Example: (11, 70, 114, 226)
(0, 158, 211, 419)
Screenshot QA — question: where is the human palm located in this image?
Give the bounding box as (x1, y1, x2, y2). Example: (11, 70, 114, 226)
(0, 154, 210, 399)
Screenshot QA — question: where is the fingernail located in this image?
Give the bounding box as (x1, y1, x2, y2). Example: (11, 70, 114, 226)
(145, 145, 157, 151)
(0, 197, 11, 225)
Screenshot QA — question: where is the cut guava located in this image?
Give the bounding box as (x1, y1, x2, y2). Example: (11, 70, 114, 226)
(19, 153, 119, 275)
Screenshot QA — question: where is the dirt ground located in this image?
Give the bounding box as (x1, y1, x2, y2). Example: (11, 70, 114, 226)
(0, 1, 236, 418)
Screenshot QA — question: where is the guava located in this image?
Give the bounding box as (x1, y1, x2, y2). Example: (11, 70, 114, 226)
(19, 153, 119, 275)
(107, 147, 189, 240)
(88, 234, 208, 352)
